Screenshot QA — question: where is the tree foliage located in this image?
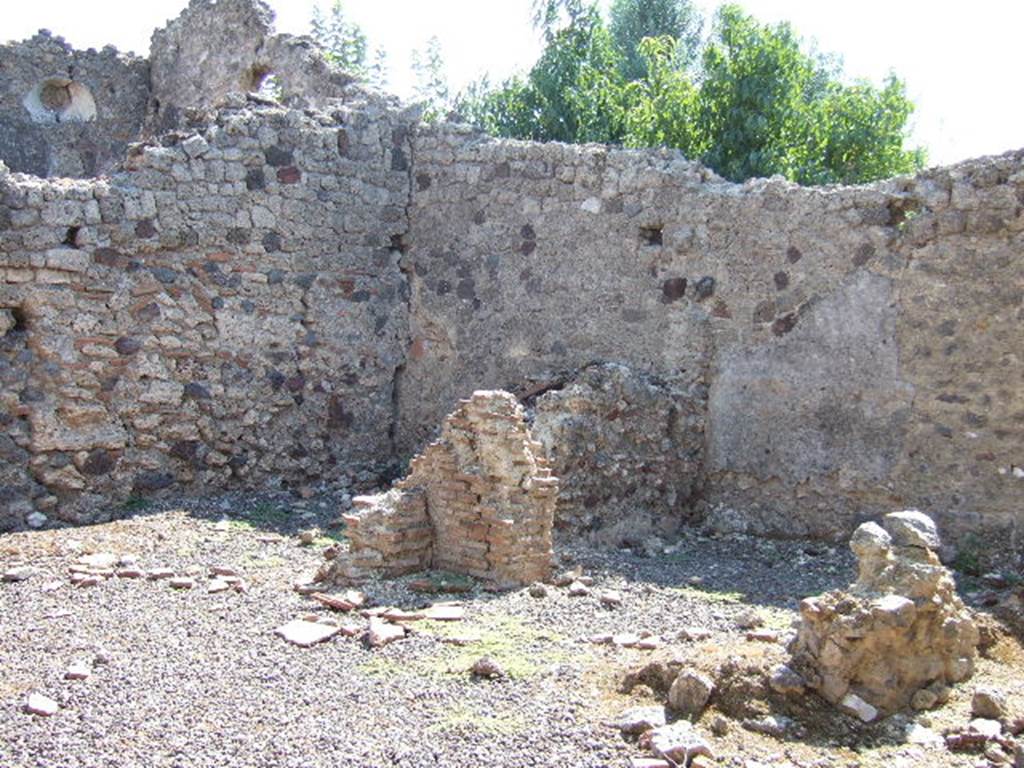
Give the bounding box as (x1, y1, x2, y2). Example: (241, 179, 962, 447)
(412, 36, 452, 123)
(609, 0, 702, 80)
(311, 0, 389, 89)
(461, 2, 924, 185)
(311, 1, 368, 74)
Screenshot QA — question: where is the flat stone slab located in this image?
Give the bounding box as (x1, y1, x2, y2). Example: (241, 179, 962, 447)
(275, 619, 341, 647)
(25, 693, 59, 716)
(365, 617, 406, 647)
(77, 553, 118, 569)
(423, 605, 465, 621)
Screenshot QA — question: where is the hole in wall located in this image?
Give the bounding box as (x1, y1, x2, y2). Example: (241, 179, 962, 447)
(2, 307, 28, 337)
(640, 225, 663, 246)
(23, 78, 97, 124)
(246, 65, 281, 101)
(63, 226, 81, 248)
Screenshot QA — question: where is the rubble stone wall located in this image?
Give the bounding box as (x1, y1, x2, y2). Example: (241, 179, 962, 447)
(0, 32, 149, 178)
(530, 362, 705, 545)
(0, 0, 1021, 546)
(0, 96, 415, 530)
(405, 125, 1024, 542)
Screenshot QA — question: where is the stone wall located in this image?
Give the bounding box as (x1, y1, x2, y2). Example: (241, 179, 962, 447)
(0, 94, 416, 530)
(530, 362, 705, 545)
(0, 32, 149, 177)
(405, 126, 1024, 544)
(0, 0, 1021, 549)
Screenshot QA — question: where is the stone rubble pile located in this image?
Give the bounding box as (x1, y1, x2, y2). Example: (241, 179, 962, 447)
(789, 510, 979, 719)
(320, 391, 557, 588)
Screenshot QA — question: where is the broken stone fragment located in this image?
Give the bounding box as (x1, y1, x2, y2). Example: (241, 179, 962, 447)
(677, 626, 712, 642)
(972, 686, 1008, 720)
(969, 718, 1003, 739)
(207, 578, 231, 593)
(614, 705, 667, 735)
(365, 617, 405, 647)
(64, 662, 91, 680)
(275, 619, 340, 647)
(599, 589, 623, 607)
(469, 655, 504, 679)
(77, 552, 118, 569)
(742, 714, 794, 738)
(910, 687, 938, 711)
(24, 693, 59, 716)
(840, 692, 878, 723)
(168, 577, 195, 590)
(883, 510, 941, 550)
(422, 604, 464, 622)
(768, 664, 805, 696)
(734, 608, 763, 630)
(667, 670, 714, 718)
(567, 580, 590, 597)
(3, 566, 38, 582)
(641, 721, 714, 764)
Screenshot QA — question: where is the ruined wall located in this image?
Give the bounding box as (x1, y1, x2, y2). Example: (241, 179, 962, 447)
(0, 32, 149, 178)
(405, 127, 1024, 543)
(0, 95, 415, 530)
(326, 390, 556, 587)
(530, 362, 705, 545)
(148, 0, 355, 132)
(0, 0, 1021, 545)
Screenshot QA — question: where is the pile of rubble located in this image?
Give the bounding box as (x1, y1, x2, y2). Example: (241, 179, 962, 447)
(789, 510, 980, 721)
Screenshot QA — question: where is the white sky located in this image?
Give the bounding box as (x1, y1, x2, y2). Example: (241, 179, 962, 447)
(6, 0, 1023, 166)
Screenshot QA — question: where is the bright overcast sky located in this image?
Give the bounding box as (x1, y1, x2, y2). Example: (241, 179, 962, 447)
(6, 1, 1024, 167)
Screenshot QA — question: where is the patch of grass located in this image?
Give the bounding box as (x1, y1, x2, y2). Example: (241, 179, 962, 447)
(668, 585, 745, 604)
(122, 496, 150, 512)
(244, 503, 291, 527)
(312, 530, 346, 547)
(421, 613, 573, 679)
(953, 533, 985, 577)
(241, 553, 287, 569)
(359, 613, 578, 682)
(429, 702, 527, 736)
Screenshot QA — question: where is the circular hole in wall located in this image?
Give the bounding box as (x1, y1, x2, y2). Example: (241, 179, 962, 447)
(22, 78, 97, 124)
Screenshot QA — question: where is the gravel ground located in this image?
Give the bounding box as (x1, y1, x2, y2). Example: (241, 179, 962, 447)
(1, 492, 1021, 768)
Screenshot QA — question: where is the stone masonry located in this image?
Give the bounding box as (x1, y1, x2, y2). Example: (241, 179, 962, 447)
(530, 362, 705, 546)
(0, 0, 1022, 555)
(322, 391, 556, 587)
(789, 511, 979, 719)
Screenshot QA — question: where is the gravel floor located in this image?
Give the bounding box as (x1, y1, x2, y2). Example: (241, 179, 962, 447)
(1, 492, 1021, 768)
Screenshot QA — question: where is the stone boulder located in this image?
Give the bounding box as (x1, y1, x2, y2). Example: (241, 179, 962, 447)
(790, 510, 978, 718)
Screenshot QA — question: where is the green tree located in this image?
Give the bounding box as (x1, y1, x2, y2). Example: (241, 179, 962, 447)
(621, 36, 700, 152)
(460, 9, 627, 144)
(609, 0, 702, 80)
(531, 0, 591, 39)
(696, 6, 923, 183)
(412, 36, 451, 123)
(311, 1, 368, 75)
